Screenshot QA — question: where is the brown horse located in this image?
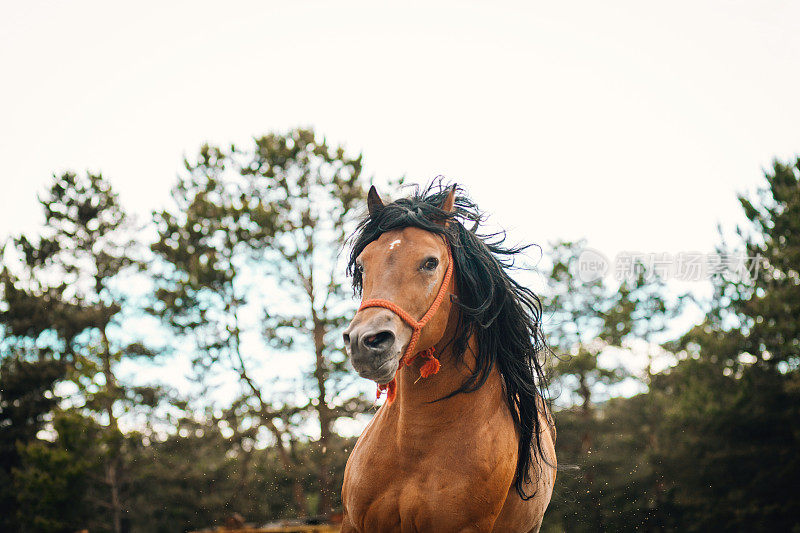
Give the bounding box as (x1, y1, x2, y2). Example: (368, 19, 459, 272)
(340, 184, 556, 532)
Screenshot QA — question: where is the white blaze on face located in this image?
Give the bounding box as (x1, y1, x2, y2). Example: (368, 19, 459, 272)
(388, 239, 401, 250)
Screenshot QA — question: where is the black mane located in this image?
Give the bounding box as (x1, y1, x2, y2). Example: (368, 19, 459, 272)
(347, 181, 552, 499)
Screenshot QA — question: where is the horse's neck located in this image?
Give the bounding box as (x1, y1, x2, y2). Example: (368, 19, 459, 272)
(391, 334, 506, 425)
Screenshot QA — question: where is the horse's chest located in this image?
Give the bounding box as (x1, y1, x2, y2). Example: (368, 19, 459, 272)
(342, 413, 517, 532)
(342, 427, 409, 526)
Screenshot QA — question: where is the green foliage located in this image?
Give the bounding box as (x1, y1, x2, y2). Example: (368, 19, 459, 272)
(1, 170, 149, 391)
(1, 171, 156, 533)
(150, 127, 374, 516)
(545, 158, 800, 531)
(13, 412, 106, 532)
(652, 158, 800, 530)
(544, 240, 680, 410)
(733, 157, 800, 367)
(124, 412, 355, 533)
(0, 356, 65, 531)
(543, 240, 683, 531)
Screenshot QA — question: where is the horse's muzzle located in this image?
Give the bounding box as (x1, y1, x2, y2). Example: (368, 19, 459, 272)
(343, 323, 399, 383)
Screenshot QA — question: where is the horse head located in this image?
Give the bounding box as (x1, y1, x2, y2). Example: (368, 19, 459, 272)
(343, 186, 457, 394)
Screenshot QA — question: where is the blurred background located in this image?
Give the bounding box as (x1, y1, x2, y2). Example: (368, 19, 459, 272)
(1, 2, 799, 532)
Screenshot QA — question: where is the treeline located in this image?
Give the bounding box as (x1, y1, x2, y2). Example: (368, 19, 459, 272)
(1, 129, 368, 532)
(542, 158, 800, 531)
(1, 128, 799, 532)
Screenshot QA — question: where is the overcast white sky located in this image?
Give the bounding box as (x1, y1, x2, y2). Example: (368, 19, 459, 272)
(3, 1, 799, 258)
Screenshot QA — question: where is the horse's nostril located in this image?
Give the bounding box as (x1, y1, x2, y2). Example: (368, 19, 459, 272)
(342, 332, 351, 346)
(363, 330, 394, 351)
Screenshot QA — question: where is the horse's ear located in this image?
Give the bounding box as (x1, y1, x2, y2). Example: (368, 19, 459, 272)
(439, 185, 457, 214)
(367, 185, 385, 218)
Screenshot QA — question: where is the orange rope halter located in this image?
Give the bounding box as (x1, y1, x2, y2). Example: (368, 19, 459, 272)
(358, 243, 454, 404)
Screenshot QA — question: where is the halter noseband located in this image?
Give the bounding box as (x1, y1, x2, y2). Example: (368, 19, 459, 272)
(358, 243, 454, 403)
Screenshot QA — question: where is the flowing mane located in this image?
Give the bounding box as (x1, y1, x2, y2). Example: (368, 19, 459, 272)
(347, 181, 552, 499)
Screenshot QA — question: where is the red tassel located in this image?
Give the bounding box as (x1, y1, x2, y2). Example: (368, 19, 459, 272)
(419, 356, 441, 378)
(416, 347, 441, 379)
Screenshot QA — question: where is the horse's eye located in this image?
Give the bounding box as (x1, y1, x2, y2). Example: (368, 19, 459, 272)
(356, 263, 364, 274)
(421, 257, 439, 271)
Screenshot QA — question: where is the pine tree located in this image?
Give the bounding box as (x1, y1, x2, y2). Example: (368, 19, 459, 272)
(735, 157, 800, 365)
(0, 356, 65, 531)
(151, 128, 373, 516)
(543, 240, 683, 531)
(666, 158, 800, 530)
(1, 171, 151, 532)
